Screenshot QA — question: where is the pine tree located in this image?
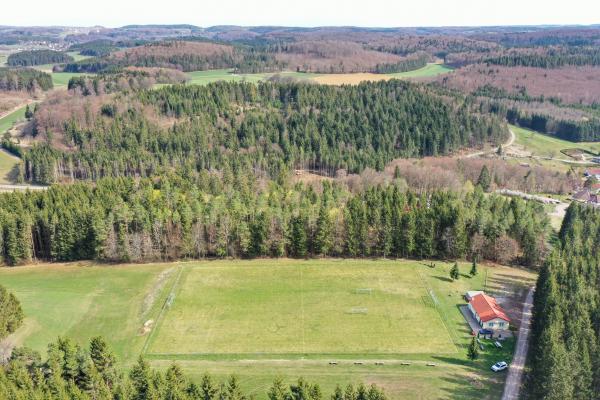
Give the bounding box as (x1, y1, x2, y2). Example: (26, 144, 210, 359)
(477, 165, 492, 192)
(470, 260, 478, 277)
(467, 337, 479, 361)
(267, 378, 287, 400)
(450, 262, 460, 280)
(314, 203, 333, 256)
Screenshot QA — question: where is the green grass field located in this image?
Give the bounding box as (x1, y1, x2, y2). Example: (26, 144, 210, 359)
(186, 69, 321, 86)
(511, 124, 600, 159)
(0, 105, 26, 134)
(0, 105, 27, 183)
(386, 63, 454, 79)
(185, 64, 452, 87)
(0, 259, 533, 399)
(51, 72, 89, 87)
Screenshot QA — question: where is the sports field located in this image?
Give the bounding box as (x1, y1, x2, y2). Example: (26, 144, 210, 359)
(0, 259, 533, 399)
(147, 260, 455, 356)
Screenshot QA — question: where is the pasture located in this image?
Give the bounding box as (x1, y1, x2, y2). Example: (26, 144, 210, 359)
(313, 64, 453, 85)
(0, 259, 534, 399)
(51, 72, 89, 88)
(511, 124, 600, 160)
(185, 64, 452, 86)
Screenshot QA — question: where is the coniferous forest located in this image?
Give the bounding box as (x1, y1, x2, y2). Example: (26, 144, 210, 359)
(0, 335, 387, 400)
(527, 203, 600, 399)
(22, 80, 506, 184)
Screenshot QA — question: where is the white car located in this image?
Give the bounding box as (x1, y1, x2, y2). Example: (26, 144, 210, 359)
(491, 361, 508, 372)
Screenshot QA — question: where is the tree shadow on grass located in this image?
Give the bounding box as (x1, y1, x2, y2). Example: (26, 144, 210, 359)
(432, 275, 453, 283)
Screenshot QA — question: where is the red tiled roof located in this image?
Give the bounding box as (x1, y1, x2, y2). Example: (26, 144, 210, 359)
(469, 294, 510, 322)
(587, 168, 600, 175)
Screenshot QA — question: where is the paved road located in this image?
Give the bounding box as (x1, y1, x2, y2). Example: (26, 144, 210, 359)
(502, 287, 534, 400)
(0, 183, 48, 192)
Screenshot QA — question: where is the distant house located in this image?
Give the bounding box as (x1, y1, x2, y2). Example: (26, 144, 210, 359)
(584, 168, 600, 179)
(573, 189, 592, 203)
(468, 293, 510, 331)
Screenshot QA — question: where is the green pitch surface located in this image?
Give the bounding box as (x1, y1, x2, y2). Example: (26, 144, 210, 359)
(1, 259, 533, 399)
(146, 259, 456, 356)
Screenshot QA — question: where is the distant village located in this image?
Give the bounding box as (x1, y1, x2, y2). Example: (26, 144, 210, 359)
(573, 168, 600, 206)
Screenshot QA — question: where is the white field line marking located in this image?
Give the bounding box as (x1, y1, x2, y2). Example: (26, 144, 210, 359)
(141, 265, 184, 355)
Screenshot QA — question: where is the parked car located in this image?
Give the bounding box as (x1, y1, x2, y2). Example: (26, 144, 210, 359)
(494, 341, 503, 348)
(491, 361, 508, 372)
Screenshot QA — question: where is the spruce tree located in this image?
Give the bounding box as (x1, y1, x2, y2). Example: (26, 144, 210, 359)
(477, 165, 492, 192)
(470, 260, 478, 277)
(450, 262, 460, 281)
(467, 337, 479, 361)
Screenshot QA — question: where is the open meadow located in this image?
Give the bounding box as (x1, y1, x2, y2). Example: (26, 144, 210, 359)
(185, 64, 452, 86)
(0, 259, 534, 399)
(511, 124, 600, 159)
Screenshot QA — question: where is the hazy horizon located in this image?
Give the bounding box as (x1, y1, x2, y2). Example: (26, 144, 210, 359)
(1, 0, 599, 29)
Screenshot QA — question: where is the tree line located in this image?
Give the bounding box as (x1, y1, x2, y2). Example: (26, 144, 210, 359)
(7, 50, 74, 67)
(0, 175, 548, 266)
(1, 336, 387, 400)
(0, 68, 53, 92)
(485, 47, 600, 68)
(526, 202, 600, 399)
(21, 80, 506, 185)
(372, 54, 428, 74)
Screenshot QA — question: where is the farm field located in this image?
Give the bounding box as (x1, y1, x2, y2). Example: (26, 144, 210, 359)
(0, 259, 534, 399)
(185, 64, 452, 86)
(186, 69, 322, 85)
(0, 105, 26, 134)
(313, 63, 453, 85)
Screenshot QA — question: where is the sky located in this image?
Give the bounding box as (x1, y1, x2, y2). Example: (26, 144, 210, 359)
(1, 0, 599, 28)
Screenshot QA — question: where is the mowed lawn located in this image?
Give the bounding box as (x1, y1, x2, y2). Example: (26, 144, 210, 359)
(1, 259, 534, 399)
(0, 263, 177, 360)
(147, 259, 456, 356)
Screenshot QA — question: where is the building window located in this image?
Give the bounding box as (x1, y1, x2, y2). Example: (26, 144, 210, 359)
(499, 322, 505, 328)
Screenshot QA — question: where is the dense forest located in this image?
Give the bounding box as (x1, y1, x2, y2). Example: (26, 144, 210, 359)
(62, 41, 285, 73)
(526, 203, 600, 399)
(69, 39, 118, 57)
(0, 68, 53, 92)
(485, 46, 600, 68)
(0, 174, 548, 266)
(7, 50, 74, 67)
(1, 336, 387, 399)
(22, 80, 506, 184)
(372, 54, 428, 74)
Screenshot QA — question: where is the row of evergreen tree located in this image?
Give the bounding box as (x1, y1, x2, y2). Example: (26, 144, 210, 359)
(0, 174, 548, 266)
(485, 47, 600, 68)
(1, 336, 387, 400)
(526, 202, 600, 399)
(0, 68, 53, 92)
(7, 50, 74, 67)
(22, 80, 506, 184)
(371, 54, 428, 74)
(478, 98, 600, 142)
